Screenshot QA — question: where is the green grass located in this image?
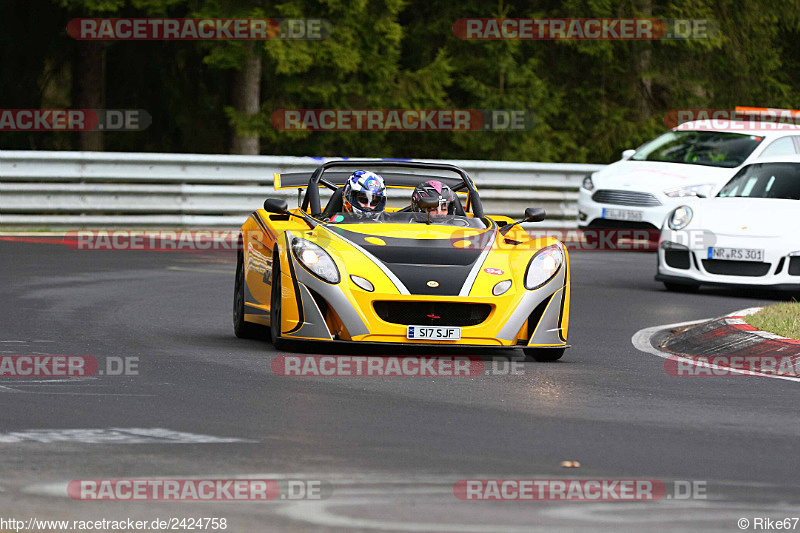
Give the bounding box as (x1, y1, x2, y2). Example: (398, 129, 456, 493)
(745, 302, 800, 340)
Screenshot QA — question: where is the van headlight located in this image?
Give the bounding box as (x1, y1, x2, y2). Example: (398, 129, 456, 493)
(668, 206, 693, 230)
(582, 174, 595, 191)
(291, 238, 340, 283)
(524, 245, 564, 290)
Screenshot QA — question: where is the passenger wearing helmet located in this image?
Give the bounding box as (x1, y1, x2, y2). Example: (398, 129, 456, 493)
(342, 170, 387, 215)
(411, 180, 456, 218)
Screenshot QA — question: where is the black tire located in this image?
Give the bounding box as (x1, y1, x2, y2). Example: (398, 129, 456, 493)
(270, 254, 289, 351)
(663, 282, 700, 294)
(233, 250, 265, 339)
(523, 347, 566, 362)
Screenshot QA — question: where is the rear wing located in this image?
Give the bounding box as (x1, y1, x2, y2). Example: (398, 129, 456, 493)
(274, 171, 466, 191)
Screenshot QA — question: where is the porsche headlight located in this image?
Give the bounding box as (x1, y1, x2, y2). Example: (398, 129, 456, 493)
(668, 206, 693, 230)
(524, 245, 564, 290)
(291, 238, 340, 283)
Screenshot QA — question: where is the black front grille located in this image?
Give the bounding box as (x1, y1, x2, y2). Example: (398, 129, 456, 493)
(702, 260, 771, 277)
(373, 301, 492, 327)
(592, 189, 662, 207)
(789, 257, 800, 276)
(585, 219, 660, 231)
(665, 250, 691, 270)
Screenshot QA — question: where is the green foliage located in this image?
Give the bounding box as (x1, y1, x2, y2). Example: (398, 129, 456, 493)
(57, 0, 126, 12)
(4, 0, 800, 160)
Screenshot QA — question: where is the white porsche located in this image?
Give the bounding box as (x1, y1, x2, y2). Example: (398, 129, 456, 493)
(656, 156, 800, 292)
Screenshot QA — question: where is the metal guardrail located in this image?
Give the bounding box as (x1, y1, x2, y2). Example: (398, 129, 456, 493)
(0, 151, 604, 229)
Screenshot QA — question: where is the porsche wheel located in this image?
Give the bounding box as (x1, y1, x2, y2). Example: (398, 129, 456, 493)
(523, 347, 566, 362)
(233, 249, 264, 339)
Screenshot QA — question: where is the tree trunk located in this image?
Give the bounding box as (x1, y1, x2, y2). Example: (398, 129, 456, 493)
(635, 0, 653, 118)
(74, 41, 106, 151)
(230, 44, 262, 155)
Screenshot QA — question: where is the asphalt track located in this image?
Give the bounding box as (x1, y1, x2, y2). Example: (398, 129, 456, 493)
(2, 239, 800, 532)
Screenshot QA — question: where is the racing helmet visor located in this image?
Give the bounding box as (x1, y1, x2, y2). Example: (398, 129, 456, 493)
(355, 190, 383, 208)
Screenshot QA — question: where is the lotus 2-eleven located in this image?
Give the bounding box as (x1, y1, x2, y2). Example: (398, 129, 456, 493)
(233, 160, 571, 361)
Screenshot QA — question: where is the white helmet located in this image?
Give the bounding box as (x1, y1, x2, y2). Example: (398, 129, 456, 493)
(343, 170, 387, 213)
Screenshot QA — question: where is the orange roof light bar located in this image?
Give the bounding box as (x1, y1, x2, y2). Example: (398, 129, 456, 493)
(735, 106, 800, 118)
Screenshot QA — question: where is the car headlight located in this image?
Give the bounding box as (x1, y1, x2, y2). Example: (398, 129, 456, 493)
(668, 206, 693, 230)
(492, 279, 512, 296)
(291, 237, 340, 283)
(524, 245, 564, 290)
(664, 184, 714, 198)
(582, 174, 595, 191)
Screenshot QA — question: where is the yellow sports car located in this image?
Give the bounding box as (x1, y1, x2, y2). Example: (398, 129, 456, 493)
(233, 160, 570, 361)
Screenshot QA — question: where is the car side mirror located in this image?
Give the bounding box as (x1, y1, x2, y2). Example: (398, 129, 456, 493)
(417, 197, 440, 210)
(263, 198, 288, 214)
(524, 207, 546, 223)
(416, 197, 441, 224)
(500, 207, 546, 235)
(621, 149, 636, 160)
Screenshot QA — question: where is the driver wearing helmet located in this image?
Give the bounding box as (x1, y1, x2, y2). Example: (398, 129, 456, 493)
(342, 170, 387, 216)
(411, 180, 456, 218)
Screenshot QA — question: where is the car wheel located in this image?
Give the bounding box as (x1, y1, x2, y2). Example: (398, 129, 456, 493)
(233, 250, 265, 339)
(663, 282, 700, 293)
(523, 347, 566, 362)
(270, 255, 289, 351)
